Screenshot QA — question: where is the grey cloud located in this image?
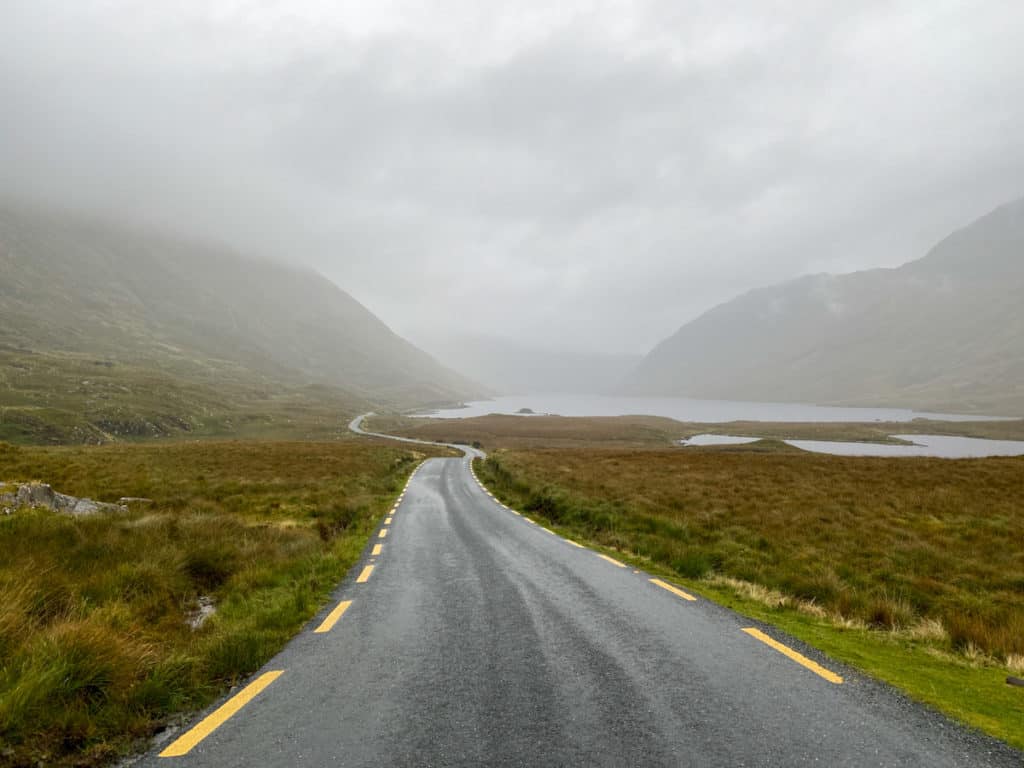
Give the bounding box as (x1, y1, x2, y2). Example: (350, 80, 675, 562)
(1, 1, 1022, 356)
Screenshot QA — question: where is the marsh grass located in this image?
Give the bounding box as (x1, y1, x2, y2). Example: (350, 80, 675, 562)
(477, 448, 1024, 659)
(0, 439, 443, 767)
(476, 447, 1024, 748)
(371, 412, 1024, 450)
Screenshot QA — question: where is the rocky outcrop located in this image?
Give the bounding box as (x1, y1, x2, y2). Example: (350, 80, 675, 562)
(0, 482, 127, 516)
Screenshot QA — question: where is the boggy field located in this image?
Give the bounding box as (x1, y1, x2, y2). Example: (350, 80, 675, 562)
(479, 447, 1024, 658)
(0, 439, 448, 768)
(476, 446, 1024, 746)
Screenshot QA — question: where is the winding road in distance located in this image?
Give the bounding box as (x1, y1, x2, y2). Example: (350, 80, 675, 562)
(140, 414, 1021, 767)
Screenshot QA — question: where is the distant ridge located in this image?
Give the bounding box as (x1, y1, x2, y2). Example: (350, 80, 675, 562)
(413, 332, 641, 395)
(621, 198, 1024, 416)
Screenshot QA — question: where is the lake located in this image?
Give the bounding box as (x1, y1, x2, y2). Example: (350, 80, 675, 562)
(682, 433, 1024, 458)
(419, 394, 1006, 423)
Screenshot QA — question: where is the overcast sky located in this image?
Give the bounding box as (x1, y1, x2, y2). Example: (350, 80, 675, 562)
(2, 1, 1022, 355)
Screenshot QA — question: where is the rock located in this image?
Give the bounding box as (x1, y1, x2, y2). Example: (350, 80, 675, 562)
(71, 499, 101, 515)
(53, 492, 81, 513)
(4, 482, 127, 516)
(16, 482, 56, 508)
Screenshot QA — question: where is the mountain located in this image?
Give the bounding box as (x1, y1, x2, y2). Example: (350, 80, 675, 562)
(412, 332, 641, 395)
(622, 198, 1024, 416)
(0, 204, 478, 442)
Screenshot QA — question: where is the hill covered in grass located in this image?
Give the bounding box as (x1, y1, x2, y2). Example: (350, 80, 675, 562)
(0, 205, 479, 442)
(623, 198, 1024, 415)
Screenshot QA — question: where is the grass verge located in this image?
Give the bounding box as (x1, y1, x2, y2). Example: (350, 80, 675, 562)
(474, 448, 1024, 749)
(0, 439, 448, 767)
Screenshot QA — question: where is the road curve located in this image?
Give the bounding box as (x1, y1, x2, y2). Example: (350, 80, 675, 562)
(140, 415, 1021, 767)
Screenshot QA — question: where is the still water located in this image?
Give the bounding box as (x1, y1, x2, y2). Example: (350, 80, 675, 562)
(682, 433, 1024, 458)
(420, 394, 1005, 423)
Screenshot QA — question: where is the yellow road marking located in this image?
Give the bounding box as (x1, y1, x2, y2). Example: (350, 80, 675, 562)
(314, 600, 353, 633)
(565, 539, 584, 548)
(385, 517, 393, 524)
(356, 565, 374, 583)
(378, 529, 388, 539)
(596, 553, 627, 568)
(742, 628, 843, 684)
(541, 527, 557, 535)
(650, 578, 697, 602)
(372, 544, 382, 556)
(159, 671, 283, 757)
(512, 510, 521, 516)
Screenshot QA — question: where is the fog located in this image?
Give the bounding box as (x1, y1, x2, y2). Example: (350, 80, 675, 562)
(2, 1, 1023, 358)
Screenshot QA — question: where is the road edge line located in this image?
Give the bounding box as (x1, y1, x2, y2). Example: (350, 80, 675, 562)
(742, 627, 843, 685)
(159, 671, 284, 757)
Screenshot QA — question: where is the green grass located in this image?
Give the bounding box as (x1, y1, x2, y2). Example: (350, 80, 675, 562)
(0, 348, 369, 445)
(0, 439, 449, 767)
(474, 448, 1024, 749)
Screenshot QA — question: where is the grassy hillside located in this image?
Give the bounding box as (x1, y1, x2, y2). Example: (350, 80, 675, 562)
(476, 446, 1024, 748)
(0, 205, 478, 444)
(624, 198, 1024, 415)
(0, 347, 368, 444)
(0, 438, 451, 767)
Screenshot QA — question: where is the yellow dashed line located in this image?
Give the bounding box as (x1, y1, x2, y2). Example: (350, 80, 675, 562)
(565, 539, 584, 548)
(159, 671, 284, 757)
(356, 565, 374, 583)
(314, 600, 353, 633)
(596, 553, 627, 568)
(742, 628, 843, 684)
(372, 544, 382, 556)
(650, 578, 697, 602)
(541, 527, 557, 535)
(378, 529, 388, 539)
(385, 517, 393, 524)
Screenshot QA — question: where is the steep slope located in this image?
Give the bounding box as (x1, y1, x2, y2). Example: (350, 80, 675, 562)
(622, 198, 1024, 415)
(0, 205, 478, 441)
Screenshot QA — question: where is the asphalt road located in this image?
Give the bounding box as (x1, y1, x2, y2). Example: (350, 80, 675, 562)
(140, 416, 1022, 767)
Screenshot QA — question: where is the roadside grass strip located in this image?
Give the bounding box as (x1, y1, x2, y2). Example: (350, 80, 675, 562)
(314, 600, 353, 634)
(650, 578, 698, 602)
(742, 627, 843, 685)
(356, 565, 375, 583)
(159, 671, 284, 757)
(596, 553, 628, 568)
